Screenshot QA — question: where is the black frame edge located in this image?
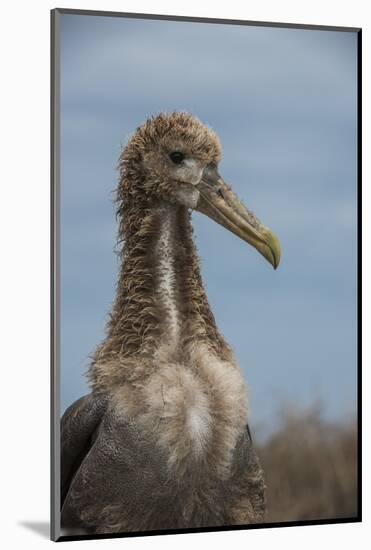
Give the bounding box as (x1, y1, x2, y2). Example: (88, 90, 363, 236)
(53, 7, 361, 33)
(50, 8, 55, 542)
(356, 28, 362, 523)
(51, 7, 61, 543)
(57, 516, 361, 543)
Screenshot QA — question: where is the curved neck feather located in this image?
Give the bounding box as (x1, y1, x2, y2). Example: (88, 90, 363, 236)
(88, 199, 231, 389)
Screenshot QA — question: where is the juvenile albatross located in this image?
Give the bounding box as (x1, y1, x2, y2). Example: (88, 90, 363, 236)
(60, 112, 281, 535)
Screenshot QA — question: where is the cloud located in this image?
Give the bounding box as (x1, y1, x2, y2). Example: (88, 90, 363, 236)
(60, 16, 356, 120)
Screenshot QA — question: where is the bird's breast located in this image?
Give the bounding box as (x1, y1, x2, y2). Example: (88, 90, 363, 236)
(111, 344, 248, 478)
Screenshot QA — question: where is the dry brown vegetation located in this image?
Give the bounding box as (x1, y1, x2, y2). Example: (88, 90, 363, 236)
(256, 407, 358, 523)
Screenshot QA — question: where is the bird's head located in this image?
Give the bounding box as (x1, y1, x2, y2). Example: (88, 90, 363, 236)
(119, 111, 280, 269)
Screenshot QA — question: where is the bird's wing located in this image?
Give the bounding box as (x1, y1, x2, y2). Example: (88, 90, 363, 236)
(60, 392, 108, 509)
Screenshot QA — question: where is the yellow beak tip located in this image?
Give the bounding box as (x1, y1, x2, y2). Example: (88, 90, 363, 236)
(262, 230, 281, 270)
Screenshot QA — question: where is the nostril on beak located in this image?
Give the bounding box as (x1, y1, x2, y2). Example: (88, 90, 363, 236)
(217, 186, 225, 200)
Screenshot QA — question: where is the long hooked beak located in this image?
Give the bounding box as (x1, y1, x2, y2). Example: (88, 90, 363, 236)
(196, 163, 281, 269)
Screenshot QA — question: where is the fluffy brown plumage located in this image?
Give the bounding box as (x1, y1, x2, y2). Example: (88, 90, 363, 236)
(60, 112, 274, 536)
(88, 112, 230, 390)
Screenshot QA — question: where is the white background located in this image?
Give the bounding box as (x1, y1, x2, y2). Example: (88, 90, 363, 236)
(0, 1, 368, 548)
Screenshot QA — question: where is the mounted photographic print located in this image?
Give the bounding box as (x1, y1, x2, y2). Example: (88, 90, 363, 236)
(51, 8, 361, 542)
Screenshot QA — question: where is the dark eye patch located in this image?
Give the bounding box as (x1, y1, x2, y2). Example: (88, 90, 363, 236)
(169, 151, 185, 164)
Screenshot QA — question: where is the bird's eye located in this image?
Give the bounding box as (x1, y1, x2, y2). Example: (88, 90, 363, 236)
(169, 151, 185, 164)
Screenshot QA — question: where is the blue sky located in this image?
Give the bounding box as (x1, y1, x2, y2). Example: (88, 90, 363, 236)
(59, 14, 357, 433)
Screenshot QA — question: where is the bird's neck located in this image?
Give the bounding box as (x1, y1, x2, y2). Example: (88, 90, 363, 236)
(88, 199, 232, 389)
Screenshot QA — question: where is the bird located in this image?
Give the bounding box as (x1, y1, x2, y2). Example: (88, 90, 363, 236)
(60, 111, 281, 536)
